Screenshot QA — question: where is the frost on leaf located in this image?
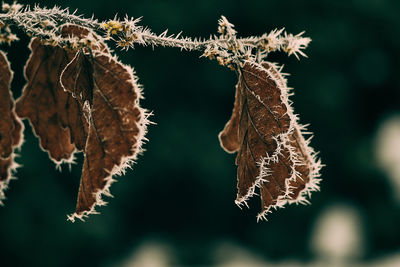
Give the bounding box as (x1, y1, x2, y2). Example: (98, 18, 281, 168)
(14, 24, 107, 164)
(61, 49, 148, 222)
(16, 39, 84, 164)
(15, 23, 148, 221)
(0, 51, 24, 203)
(219, 61, 322, 221)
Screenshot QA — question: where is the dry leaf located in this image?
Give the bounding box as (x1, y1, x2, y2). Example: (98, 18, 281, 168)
(61, 50, 148, 221)
(15, 24, 107, 164)
(218, 82, 241, 153)
(0, 51, 24, 203)
(219, 61, 321, 221)
(15, 38, 83, 163)
(0, 52, 14, 159)
(15, 23, 148, 221)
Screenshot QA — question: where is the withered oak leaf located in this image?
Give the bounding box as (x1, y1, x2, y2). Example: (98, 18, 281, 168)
(0, 51, 24, 203)
(61, 49, 148, 222)
(219, 61, 321, 221)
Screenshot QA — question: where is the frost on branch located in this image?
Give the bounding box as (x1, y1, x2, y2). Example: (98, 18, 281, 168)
(60, 30, 149, 222)
(0, 51, 23, 204)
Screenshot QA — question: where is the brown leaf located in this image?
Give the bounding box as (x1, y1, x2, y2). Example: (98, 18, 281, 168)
(0, 113, 24, 183)
(16, 38, 81, 163)
(60, 24, 109, 54)
(0, 51, 24, 203)
(234, 61, 291, 204)
(220, 61, 321, 221)
(0, 52, 14, 159)
(218, 82, 241, 153)
(14, 24, 107, 163)
(61, 50, 148, 221)
(14, 23, 147, 221)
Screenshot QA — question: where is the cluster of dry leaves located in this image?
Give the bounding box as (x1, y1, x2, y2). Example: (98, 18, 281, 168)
(0, 24, 148, 222)
(0, 22, 321, 222)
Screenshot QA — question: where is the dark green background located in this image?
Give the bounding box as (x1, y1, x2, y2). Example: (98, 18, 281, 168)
(1, 0, 399, 266)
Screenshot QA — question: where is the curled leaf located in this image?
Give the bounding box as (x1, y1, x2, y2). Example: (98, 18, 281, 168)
(218, 82, 241, 153)
(0, 51, 24, 203)
(61, 50, 149, 221)
(219, 61, 322, 221)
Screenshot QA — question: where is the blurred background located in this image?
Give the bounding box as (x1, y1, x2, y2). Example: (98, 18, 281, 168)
(1, 0, 400, 266)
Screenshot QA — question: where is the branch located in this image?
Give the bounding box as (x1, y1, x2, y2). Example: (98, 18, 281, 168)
(0, 3, 311, 62)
